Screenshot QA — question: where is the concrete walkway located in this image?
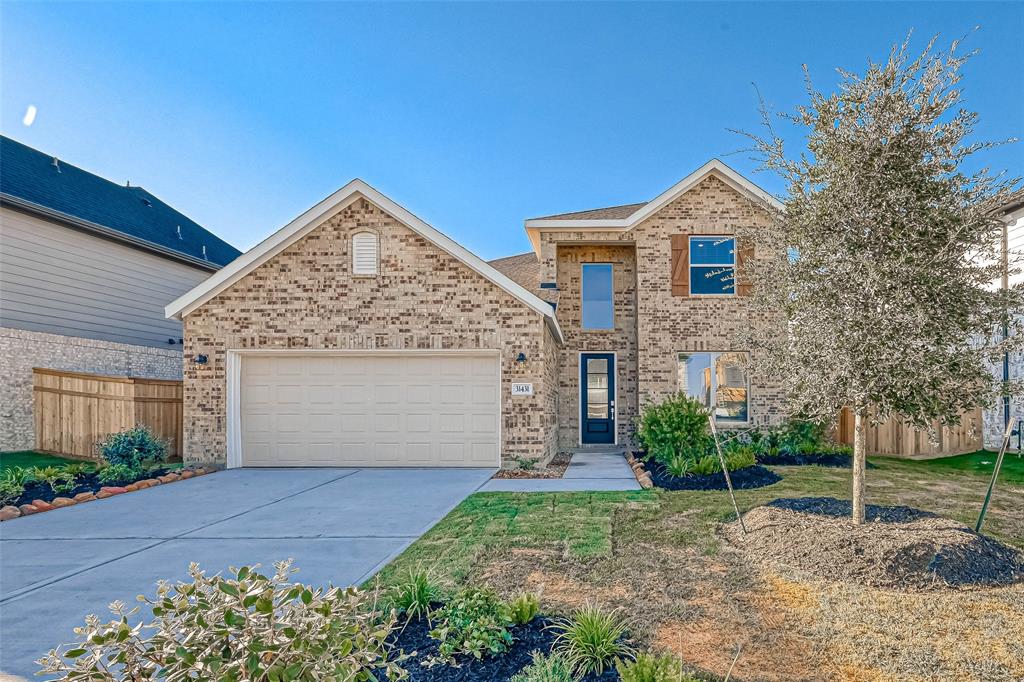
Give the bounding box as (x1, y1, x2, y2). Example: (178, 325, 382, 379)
(0, 467, 492, 679)
(479, 449, 641, 492)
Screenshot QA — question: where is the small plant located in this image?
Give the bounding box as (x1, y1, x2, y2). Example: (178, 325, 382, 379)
(98, 425, 168, 469)
(0, 477, 24, 506)
(427, 586, 513, 664)
(38, 560, 407, 681)
(97, 462, 142, 485)
(516, 457, 537, 471)
(549, 604, 635, 677)
(616, 652, 698, 682)
(3, 466, 36, 487)
(508, 592, 541, 625)
(723, 448, 756, 471)
(61, 462, 93, 479)
(511, 651, 574, 682)
(34, 466, 74, 495)
(390, 568, 439, 624)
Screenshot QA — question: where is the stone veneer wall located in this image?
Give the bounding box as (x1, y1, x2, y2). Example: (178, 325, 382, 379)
(0, 326, 183, 451)
(182, 197, 558, 467)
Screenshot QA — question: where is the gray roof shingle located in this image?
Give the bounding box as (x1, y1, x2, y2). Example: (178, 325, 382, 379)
(0, 135, 240, 267)
(488, 251, 544, 298)
(528, 202, 647, 221)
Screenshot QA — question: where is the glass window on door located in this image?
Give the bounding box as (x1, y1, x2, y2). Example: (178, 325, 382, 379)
(677, 351, 749, 422)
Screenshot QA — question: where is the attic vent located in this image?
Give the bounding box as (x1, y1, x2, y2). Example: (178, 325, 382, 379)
(51, 157, 61, 173)
(352, 232, 379, 275)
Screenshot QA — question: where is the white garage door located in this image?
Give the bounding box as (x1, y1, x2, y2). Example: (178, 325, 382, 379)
(239, 353, 500, 467)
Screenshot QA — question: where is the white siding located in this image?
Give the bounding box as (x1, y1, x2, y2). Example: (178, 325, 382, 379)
(0, 206, 215, 348)
(1008, 213, 1024, 288)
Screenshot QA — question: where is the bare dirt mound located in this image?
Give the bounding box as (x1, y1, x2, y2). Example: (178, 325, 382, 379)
(723, 497, 1024, 591)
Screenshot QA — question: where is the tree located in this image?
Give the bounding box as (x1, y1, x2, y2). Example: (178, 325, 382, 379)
(738, 34, 1023, 524)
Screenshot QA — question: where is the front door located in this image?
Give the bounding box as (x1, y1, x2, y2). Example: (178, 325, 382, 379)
(580, 353, 615, 444)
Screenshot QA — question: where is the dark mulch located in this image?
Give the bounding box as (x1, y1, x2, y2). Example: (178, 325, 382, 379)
(12, 467, 177, 507)
(728, 497, 1024, 590)
(380, 615, 618, 682)
(756, 452, 877, 469)
(648, 462, 782, 491)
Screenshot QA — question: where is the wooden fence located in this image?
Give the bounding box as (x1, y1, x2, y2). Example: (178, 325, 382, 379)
(33, 368, 183, 461)
(836, 406, 984, 458)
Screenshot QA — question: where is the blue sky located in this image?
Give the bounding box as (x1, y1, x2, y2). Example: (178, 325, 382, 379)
(2, 2, 1021, 259)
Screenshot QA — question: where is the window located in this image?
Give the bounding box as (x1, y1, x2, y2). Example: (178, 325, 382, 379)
(689, 236, 735, 295)
(581, 263, 614, 329)
(352, 231, 379, 275)
(677, 351, 749, 422)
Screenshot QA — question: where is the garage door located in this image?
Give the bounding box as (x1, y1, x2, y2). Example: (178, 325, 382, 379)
(239, 353, 500, 467)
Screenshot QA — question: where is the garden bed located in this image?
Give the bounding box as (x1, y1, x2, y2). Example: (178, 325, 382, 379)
(756, 452, 877, 468)
(381, 614, 617, 682)
(492, 452, 572, 480)
(647, 461, 782, 491)
(12, 466, 177, 508)
(725, 496, 1024, 591)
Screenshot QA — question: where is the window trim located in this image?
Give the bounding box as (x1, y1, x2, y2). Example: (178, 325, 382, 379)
(351, 230, 380, 276)
(677, 350, 750, 425)
(580, 262, 615, 330)
(688, 235, 737, 297)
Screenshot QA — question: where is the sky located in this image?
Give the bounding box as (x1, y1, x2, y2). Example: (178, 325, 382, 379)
(2, 2, 1022, 259)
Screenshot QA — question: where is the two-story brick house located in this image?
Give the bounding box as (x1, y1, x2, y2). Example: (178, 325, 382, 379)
(168, 160, 783, 468)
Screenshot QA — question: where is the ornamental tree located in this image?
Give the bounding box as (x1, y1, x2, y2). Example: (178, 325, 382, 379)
(738, 34, 1023, 523)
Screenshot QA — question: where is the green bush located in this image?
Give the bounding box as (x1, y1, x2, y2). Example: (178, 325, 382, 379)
(508, 592, 541, 625)
(33, 466, 74, 495)
(428, 586, 514, 664)
(0, 477, 24, 506)
(97, 462, 142, 485)
(616, 652, 699, 682)
(636, 393, 713, 469)
(98, 425, 168, 469)
(390, 568, 439, 624)
(38, 561, 407, 682)
(511, 651, 574, 682)
(60, 462, 92, 479)
(549, 604, 635, 677)
(3, 466, 36, 487)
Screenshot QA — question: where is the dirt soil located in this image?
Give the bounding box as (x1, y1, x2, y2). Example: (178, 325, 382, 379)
(724, 497, 1024, 591)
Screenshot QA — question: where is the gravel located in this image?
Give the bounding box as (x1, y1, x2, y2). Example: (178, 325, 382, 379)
(724, 497, 1024, 591)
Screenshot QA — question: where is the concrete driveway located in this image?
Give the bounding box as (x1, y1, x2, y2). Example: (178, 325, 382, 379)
(0, 467, 492, 678)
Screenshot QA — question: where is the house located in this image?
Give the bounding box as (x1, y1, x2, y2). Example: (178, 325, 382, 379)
(0, 136, 241, 452)
(166, 160, 784, 468)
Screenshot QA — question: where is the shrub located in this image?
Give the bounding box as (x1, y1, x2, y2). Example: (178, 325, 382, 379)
(636, 393, 713, 470)
(99, 426, 168, 469)
(34, 466, 74, 495)
(97, 462, 142, 485)
(549, 604, 635, 677)
(511, 651, 574, 682)
(0, 477, 24, 506)
(390, 568, 439, 624)
(37, 560, 407, 682)
(60, 462, 92, 479)
(516, 457, 537, 471)
(428, 586, 513, 664)
(724, 448, 756, 471)
(3, 466, 35, 487)
(616, 652, 699, 682)
(508, 592, 541, 625)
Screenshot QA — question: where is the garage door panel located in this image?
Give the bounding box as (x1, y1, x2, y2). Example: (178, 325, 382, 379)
(240, 353, 499, 467)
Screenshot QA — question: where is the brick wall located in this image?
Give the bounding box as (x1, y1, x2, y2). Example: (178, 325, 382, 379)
(182, 197, 557, 467)
(0, 327, 182, 451)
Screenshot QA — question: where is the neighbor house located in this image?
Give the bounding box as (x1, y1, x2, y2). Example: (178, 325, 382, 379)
(167, 160, 784, 468)
(0, 136, 241, 452)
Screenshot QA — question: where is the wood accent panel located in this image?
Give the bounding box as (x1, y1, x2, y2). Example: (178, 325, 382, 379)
(670, 234, 689, 297)
(836, 406, 984, 458)
(33, 368, 183, 460)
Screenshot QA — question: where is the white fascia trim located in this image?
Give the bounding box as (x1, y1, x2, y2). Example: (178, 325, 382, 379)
(165, 179, 564, 344)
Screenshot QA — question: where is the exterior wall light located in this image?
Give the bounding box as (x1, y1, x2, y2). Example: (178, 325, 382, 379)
(194, 354, 209, 365)
(516, 352, 527, 363)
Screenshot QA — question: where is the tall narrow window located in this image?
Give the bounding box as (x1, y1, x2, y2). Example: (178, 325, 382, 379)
(581, 263, 614, 329)
(352, 231, 379, 275)
(677, 351, 749, 423)
(689, 236, 735, 295)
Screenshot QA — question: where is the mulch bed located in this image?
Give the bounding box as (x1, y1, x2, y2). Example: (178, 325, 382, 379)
(493, 452, 573, 480)
(756, 452, 877, 469)
(648, 462, 782, 491)
(380, 614, 618, 681)
(725, 496, 1024, 591)
(12, 467, 178, 507)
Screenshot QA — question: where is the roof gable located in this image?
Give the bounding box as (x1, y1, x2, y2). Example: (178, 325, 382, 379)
(165, 179, 564, 343)
(0, 136, 240, 268)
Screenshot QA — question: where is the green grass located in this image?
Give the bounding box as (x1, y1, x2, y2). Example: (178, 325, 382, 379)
(0, 450, 90, 473)
(875, 449, 1024, 484)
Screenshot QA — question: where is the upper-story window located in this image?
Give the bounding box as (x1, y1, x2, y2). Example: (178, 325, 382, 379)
(689, 236, 735, 295)
(352, 231, 379, 275)
(581, 263, 614, 329)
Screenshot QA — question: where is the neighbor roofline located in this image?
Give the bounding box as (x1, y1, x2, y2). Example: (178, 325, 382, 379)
(164, 179, 564, 344)
(1, 193, 221, 272)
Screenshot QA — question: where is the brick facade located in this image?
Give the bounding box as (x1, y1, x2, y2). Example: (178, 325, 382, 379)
(0, 327, 183, 451)
(181, 197, 558, 467)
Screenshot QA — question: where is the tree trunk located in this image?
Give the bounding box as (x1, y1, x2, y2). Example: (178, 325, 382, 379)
(852, 408, 867, 524)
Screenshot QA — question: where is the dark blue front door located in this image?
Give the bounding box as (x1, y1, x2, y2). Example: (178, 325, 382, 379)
(580, 353, 615, 444)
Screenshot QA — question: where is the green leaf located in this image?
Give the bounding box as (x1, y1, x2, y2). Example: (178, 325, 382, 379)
(64, 648, 87, 658)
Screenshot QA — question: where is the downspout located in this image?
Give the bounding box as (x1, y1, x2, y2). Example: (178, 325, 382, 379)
(1003, 218, 1011, 434)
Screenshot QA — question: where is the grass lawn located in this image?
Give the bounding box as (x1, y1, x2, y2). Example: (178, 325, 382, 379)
(375, 458, 1024, 682)
(0, 450, 91, 473)
(876, 449, 1024, 485)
